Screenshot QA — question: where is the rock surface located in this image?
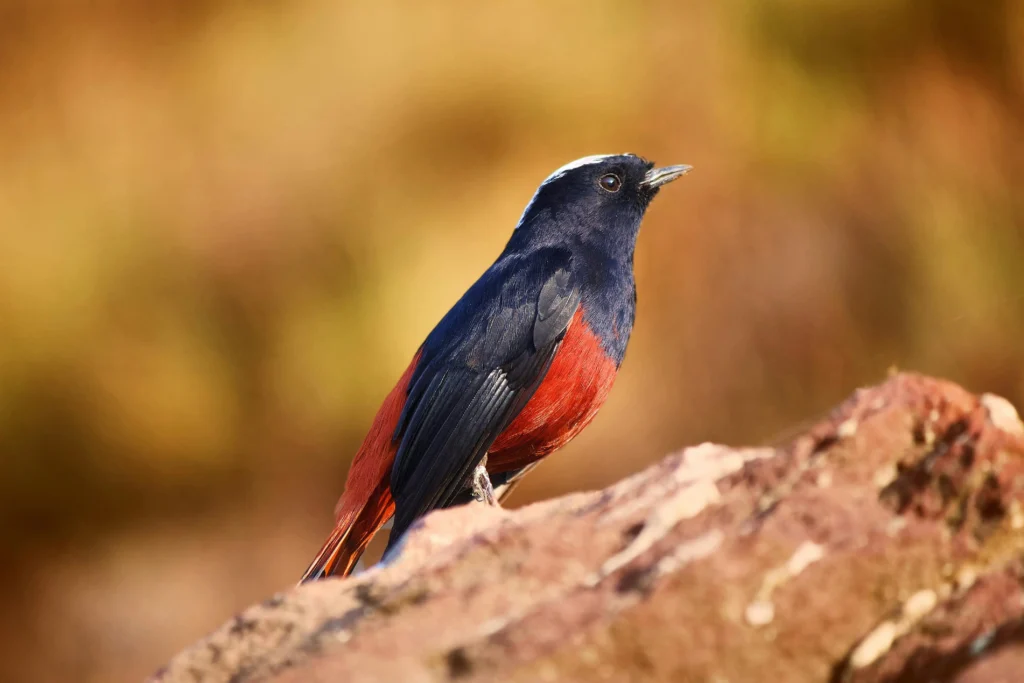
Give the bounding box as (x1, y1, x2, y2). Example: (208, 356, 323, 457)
(150, 373, 1024, 683)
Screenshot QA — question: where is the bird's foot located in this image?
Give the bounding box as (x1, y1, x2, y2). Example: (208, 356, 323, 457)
(470, 462, 500, 507)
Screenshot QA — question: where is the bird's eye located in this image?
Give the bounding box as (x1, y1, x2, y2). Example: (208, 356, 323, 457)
(598, 173, 622, 193)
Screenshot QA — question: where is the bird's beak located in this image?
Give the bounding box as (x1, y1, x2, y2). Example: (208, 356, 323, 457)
(641, 164, 692, 189)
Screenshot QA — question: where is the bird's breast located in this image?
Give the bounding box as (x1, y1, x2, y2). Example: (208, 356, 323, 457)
(488, 308, 618, 472)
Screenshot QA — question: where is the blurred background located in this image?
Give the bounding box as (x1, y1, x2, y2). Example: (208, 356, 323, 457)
(0, 1, 1022, 681)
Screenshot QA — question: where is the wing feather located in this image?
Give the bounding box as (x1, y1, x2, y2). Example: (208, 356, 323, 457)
(386, 258, 581, 549)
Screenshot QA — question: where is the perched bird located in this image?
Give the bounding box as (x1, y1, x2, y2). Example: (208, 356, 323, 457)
(301, 154, 690, 581)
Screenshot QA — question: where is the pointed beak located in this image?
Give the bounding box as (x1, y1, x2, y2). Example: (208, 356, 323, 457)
(641, 164, 692, 189)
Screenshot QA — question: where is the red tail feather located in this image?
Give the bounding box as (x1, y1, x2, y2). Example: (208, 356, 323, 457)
(299, 350, 420, 583)
(299, 479, 394, 582)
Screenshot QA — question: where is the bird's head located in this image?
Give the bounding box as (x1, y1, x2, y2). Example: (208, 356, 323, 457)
(511, 154, 690, 254)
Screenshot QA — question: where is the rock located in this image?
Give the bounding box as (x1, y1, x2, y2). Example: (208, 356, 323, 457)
(149, 373, 1024, 683)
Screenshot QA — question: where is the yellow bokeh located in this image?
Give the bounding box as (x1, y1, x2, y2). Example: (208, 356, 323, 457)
(0, 2, 1021, 681)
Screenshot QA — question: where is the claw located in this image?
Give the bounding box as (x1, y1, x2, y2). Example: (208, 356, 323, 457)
(470, 458, 499, 507)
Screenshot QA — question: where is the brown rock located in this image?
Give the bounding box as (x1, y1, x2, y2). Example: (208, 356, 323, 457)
(149, 373, 1024, 683)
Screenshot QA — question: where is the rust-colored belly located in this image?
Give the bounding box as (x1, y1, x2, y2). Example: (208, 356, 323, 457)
(488, 310, 618, 473)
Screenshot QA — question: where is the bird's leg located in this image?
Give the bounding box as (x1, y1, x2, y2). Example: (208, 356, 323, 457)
(470, 455, 499, 507)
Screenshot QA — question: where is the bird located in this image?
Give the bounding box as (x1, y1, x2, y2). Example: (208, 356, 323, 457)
(300, 153, 690, 582)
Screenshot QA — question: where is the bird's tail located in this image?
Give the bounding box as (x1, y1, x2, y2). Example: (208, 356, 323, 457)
(299, 479, 395, 583)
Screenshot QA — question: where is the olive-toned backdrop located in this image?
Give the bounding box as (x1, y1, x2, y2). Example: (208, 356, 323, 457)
(0, 2, 1021, 681)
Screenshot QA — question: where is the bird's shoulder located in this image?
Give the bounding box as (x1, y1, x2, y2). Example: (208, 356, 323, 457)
(420, 247, 579, 368)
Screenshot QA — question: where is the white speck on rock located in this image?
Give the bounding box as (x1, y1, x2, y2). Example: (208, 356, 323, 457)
(874, 463, 898, 489)
(837, 418, 859, 439)
(955, 566, 978, 592)
(744, 600, 775, 626)
(480, 617, 508, 637)
(1009, 501, 1024, 530)
(850, 621, 898, 669)
(595, 478, 724, 581)
(656, 530, 724, 576)
(902, 589, 938, 620)
(886, 517, 907, 537)
(981, 393, 1024, 436)
(674, 443, 776, 488)
(600, 443, 771, 526)
(848, 588, 939, 670)
(589, 445, 770, 585)
(786, 541, 826, 576)
(745, 541, 827, 629)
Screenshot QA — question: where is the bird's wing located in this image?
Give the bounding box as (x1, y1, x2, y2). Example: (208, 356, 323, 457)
(387, 256, 580, 541)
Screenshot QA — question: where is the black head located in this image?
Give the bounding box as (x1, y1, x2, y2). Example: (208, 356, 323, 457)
(510, 154, 690, 257)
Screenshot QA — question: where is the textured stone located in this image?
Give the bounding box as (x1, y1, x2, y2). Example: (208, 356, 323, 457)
(150, 373, 1024, 683)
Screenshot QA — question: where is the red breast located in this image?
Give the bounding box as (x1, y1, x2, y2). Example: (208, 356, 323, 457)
(488, 308, 618, 473)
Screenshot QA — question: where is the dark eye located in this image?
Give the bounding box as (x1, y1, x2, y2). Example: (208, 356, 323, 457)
(598, 173, 622, 193)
